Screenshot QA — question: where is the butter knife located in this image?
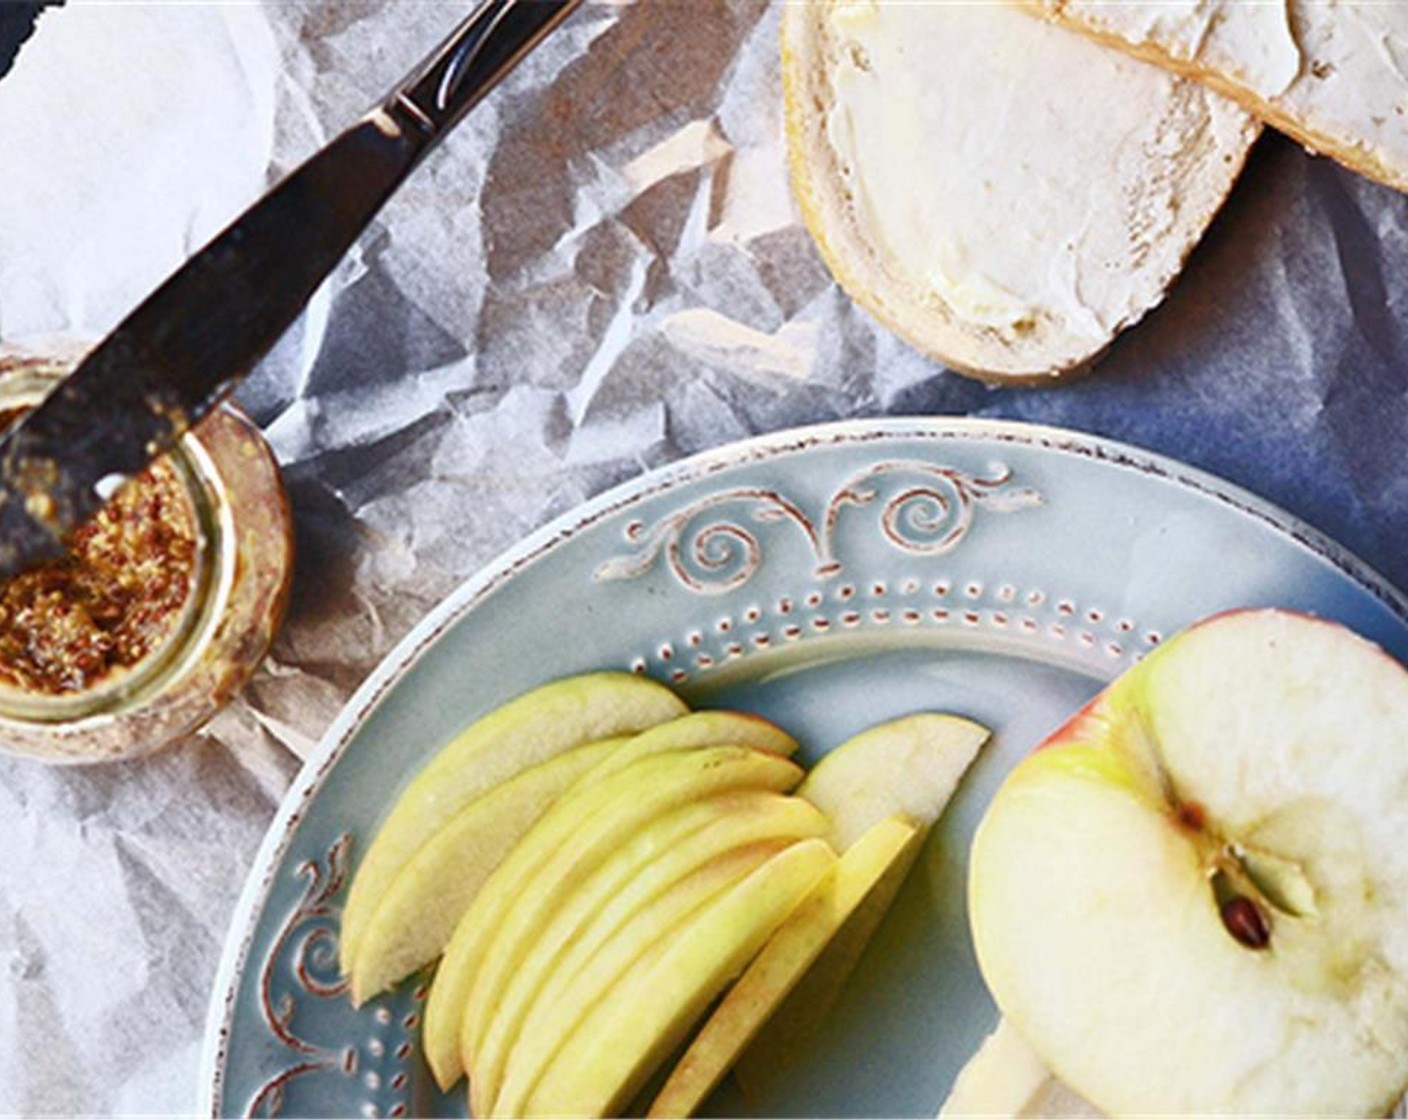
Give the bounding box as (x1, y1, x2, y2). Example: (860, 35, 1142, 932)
(0, 0, 581, 580)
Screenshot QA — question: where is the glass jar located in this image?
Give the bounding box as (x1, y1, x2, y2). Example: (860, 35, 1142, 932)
(0, 351, 293, 764)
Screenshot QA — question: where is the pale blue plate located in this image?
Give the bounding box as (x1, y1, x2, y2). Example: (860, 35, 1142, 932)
(200, 418, 1408, 1119)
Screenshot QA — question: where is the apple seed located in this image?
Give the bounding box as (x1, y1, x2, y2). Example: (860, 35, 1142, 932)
(1220, 894, 1271, 950)
(1175, 800, 1207, 832)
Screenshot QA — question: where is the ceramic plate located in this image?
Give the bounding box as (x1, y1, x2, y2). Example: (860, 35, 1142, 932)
(200, 418, 1408, 1119)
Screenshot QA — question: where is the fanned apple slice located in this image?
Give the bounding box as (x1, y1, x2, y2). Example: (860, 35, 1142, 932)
(423, 745, 802, 1089)
(438, 712, 792, 1077)
(350, 710, 793, 1005)
(347, 736, 627, 1004)
(939, 1018, 1100, 1118)
(521, 838, 837, 1118)
(736, 713, 989, 1093)
(340, 672, 686, 969)
(493, 838, 797, 1117)
(460, 744, 801, 1075)
(802, 713, 990, 847)
(568, 708, 798, 789)
(468, 792, 829, 1115)
(648, 814, 919, 1118)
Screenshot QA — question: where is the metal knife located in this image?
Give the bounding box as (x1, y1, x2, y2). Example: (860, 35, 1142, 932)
(0, 0, 581, 580)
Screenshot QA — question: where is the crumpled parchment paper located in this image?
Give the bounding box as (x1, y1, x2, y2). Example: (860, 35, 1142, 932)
(1, 1, 1406, 1115)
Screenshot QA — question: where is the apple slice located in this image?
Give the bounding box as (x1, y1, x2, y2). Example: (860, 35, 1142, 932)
(467, 791, 829, 1114)
(736, 713, 989, 1093)
(347, 736, 627, 1004)
(459, 743, 801, 1075)
(939, 1018, 1100, 1118)
(493, 836, 800, 1117)
(340, 672, 685, 970)
(570, 708, 798, 786)
(648, 813, 919, 1118)
(970, 609, 1408, 1115)
(422, 744, 801, 1089)
(801, 713, 990, 847)
(439, 713, 792, 1072)
(349, 709, 793, 1004)
(520, 838, 837, 1118)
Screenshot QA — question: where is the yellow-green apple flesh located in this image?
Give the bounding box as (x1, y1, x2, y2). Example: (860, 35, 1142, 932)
(492, 837, 799, 1117)
(348, 736, 627, 1004)
(649, 814, 919, 1118)
(569, 709, 797, 787)
(460, 744, 802, 1079)
(738, 713, 989, 1091)
(341, 672, 685, 970)
(423, 745, 801, 1089)
(348, 709, 794, 1005)
(521, 838, 837, 1118)
(801, 713, 990, 847)
(467, 791, 829, 1114)
(446, 713, 795, 1063)
(970, 609, 1408, 1116)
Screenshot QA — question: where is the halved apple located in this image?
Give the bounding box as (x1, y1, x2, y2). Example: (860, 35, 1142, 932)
(340, 672, 685, 969)
(648, 814, 919, 1118)
(347, 736, 627, 1004)
(520, 838, 837, 1117)
(492, 837, 800, 1117)
(939, 1018, 1099, 1118)
(423, 744, 802, 1089)
(737, 713, 989, 1092)
(970, 610, 1408, 1116)
(467, 791, 829, 1114)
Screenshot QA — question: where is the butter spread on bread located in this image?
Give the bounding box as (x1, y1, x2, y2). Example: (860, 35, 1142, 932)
(1029, 1, 1408, 195)
(782, 1, 1258, 382)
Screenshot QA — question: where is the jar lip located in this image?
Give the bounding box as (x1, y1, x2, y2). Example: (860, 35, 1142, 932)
(0, 363, 230, 725)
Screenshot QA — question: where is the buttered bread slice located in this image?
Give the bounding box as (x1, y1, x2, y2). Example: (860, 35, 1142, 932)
(782, 1, 1259, 382)
(1026, 1, 1408, 195)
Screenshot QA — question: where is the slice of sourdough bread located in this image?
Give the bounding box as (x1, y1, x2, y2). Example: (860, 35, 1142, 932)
(781, 1, 1259, 383)
(1025, 1, 1408, 195)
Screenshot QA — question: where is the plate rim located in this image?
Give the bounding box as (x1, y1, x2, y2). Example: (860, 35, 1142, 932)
(197, 414, 1408, 1116)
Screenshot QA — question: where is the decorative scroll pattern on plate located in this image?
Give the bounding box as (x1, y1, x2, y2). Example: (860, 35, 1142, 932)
(594, 459, 1041, 594)
(247, 834, 358, 1119)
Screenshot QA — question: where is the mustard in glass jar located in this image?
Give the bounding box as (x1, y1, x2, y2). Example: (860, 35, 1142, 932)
(0, 351, 293, 763)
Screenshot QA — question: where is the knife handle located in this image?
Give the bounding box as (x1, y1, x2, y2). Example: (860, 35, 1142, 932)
(389, 0, 582, 144)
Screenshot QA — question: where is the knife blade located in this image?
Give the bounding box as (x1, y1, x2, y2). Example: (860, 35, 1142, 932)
(0, 0, 580, 581)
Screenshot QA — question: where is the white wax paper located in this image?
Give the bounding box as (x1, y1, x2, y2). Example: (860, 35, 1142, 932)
(1, 0, 1407, 1115)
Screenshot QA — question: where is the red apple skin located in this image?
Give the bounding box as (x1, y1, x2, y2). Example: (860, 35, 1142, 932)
(1034, 692, 1104, 753)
